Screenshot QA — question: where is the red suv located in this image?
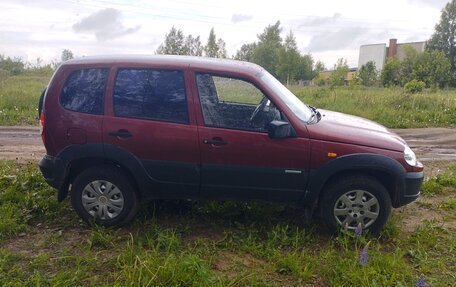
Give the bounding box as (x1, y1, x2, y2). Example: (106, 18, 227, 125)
(39, 55, 423, 233)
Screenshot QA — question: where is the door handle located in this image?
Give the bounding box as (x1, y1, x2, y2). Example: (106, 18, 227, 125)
(203, 137, 228, 146)
(109, 129, 133, 138)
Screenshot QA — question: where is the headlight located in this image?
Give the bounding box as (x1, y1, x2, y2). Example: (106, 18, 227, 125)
(404, 145, 417, 166)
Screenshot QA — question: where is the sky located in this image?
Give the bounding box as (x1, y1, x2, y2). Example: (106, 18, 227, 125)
(0, 0, 449, 69)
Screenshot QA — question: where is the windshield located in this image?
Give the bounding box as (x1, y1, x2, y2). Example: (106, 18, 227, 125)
(259, 71, 313, 122)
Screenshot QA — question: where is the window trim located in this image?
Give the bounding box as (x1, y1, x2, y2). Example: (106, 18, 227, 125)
(112, 68, 190, 125)
(59, 68, 109, 115)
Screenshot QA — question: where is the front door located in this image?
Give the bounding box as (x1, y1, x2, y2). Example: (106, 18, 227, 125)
(194, 73, 310, 202)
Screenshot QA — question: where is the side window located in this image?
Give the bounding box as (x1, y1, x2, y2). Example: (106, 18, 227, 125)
(113, 69, 188, 124)
(60, 68, 108, 114)
(196, 74, 283, 132)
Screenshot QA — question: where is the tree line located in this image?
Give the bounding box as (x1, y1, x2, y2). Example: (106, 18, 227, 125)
(155, 21, 325, 85)
(0, 49, 74, 79)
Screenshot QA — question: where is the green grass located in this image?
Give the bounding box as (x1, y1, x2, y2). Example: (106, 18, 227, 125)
(1, 72, 456, 128)
(291, 86, 456, 128)
(214, 76, 263, 105)
(421, 165, 456, 196)
(0, 160, 455, 286)
(0, 72, 51, 125)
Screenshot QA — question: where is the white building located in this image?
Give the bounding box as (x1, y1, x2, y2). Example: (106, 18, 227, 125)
(358, 39, 426, 70)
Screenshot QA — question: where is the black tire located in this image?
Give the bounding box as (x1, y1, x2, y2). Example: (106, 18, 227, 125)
(71, 165, 139, 227)
(319, 175, 391, 235)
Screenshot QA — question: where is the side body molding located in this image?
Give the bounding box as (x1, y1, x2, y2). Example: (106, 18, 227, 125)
(53, 143, 199, 201)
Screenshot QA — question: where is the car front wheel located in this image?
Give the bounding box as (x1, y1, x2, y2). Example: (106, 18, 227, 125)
(320, 176, 391, 234)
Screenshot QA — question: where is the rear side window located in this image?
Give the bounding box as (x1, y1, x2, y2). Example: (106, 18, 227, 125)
(60, 68, 108, 114)
(113, 69, 188, 124)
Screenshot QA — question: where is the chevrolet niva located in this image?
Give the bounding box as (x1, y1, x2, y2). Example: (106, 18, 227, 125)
(38, 55, 423, 234)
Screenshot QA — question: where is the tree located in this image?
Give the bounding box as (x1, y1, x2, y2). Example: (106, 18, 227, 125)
(381, 57, 401, 87)
(61, 49, 74, 62)
(412, 50, 452, 88)
(216, 38, 227, 58)
(0, 54, 24, 75)
(233, 43, 257, 61)
(156, 28, 207, 56)
(184, 35, 203, 56)
(156, 27, 186, 55)
(277, 31, 301, 84)
(257, 21, 282, 47)
(204, 28, 227, 58)
(381, 48, 451, 88)
(295, 54, 315, 82)
(399, 45, 419, 86)
(314, 61, 325, 74)
(204, 28, 218, 57)
(358, 61, 378, 86)
(251, 21, 283, 76)
(427, 0, 456, 80)
(311, 61, 326, 85)
(329, 58, 349, 87)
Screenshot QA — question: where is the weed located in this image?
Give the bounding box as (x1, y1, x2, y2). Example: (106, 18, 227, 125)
(438, 197, 456, 211)
(422, 165, 456, 196)
(0, 161, 65, 241)
(406, 220, 456, 286)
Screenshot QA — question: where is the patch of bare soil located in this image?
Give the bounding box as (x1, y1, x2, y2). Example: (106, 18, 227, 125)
(0, 126, 44, 163)
(213, 250, 267, 279)
(3, 226, 90, 259)
(395, 194, 456, 234)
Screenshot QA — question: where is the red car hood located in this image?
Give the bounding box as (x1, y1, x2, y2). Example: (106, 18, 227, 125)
(306, 109, 406, 152)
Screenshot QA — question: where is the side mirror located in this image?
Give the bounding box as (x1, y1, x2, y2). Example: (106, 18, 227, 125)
(267, 120, 294, 139)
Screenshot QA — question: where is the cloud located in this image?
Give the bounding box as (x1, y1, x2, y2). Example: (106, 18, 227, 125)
(73, 8, 140, 41)
(231, 14, 253, 23)
(408, 0, 448, 9)
(298, 13, 341, 28)
(307, 27, 366, 52)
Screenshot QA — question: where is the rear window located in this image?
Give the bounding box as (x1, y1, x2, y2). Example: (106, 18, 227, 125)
(60, 68, 108, 114)
(113, 69, 188, 124)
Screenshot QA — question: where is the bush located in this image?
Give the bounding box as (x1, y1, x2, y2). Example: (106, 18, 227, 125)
(404, 80, 425, 93)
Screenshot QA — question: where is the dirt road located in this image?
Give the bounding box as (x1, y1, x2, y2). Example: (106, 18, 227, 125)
(0, 126, 455, 163)
(0, 126, 45, 162)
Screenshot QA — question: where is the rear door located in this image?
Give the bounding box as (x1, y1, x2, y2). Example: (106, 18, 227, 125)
(193, 73, 310, 202)
(102, 67, 200, 199)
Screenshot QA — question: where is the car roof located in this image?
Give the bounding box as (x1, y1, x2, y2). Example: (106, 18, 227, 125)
(62, 55, 264, 74)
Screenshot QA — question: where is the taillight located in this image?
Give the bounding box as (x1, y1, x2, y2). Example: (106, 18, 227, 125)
(40, 112, 45, 145)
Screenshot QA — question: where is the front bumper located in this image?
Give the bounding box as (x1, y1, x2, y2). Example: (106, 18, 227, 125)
(392, 171, 424, 208)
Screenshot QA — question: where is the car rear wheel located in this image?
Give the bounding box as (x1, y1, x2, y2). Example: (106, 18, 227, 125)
(320, 176, 391, 235)
(71, 165, 139, 227)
